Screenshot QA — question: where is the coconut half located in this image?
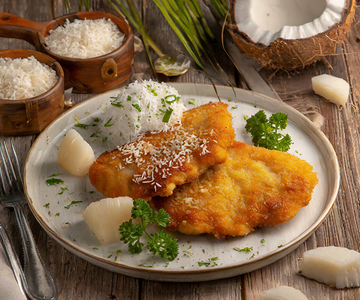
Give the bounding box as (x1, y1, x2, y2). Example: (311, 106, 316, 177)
(227, 0, 355, 70)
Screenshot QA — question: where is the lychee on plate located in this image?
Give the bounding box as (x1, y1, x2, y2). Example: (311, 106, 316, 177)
(57, 128, 95, 177)
(301, 246, 360, 288)
(83, 196, 134, 245)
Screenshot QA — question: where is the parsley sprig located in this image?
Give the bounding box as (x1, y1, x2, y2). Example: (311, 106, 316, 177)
(245, 110, 292, 152)
(119, 199, 179, 261)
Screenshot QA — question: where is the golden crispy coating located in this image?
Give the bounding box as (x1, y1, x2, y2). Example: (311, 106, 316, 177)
(88, 102, 236, 200)
(150, 141, 318, 238)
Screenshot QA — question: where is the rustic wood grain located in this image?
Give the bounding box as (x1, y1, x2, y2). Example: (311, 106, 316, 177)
(1, 0, 360, 299)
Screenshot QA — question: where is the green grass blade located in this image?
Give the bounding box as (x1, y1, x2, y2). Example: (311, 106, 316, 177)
(152, 0, 205, 69)
(110, 0, 163, 56)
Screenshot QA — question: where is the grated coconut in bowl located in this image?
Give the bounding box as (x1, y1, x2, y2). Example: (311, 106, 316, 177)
(44, 18, 125, 59)
(0, 56, 58, 100)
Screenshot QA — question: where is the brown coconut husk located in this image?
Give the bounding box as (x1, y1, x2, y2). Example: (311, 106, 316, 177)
(227, 0, 356, 71)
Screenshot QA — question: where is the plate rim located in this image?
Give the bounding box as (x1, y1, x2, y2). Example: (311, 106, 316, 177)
(24, 83, 340, 282)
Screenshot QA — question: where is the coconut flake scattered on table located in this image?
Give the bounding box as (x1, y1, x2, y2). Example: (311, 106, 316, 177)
(44, 18, 125, 59)
(0, 56, 58, 100)
(312, 74, 349, 107)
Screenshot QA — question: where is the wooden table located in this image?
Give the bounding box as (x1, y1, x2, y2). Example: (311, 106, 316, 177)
(1, 0, 360, 299)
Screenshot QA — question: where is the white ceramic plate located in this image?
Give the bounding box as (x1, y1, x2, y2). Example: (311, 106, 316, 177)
(24, 83, 339, 282)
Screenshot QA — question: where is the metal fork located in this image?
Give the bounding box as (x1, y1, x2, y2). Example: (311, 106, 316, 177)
(0, 220, 26, 297)
(0, 139, 57, 300)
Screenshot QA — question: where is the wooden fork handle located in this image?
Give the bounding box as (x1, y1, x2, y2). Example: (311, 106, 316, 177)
(14, 202, 57, 300)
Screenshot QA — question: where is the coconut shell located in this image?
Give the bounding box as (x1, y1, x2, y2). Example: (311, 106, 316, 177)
(227, 0, 356, 71)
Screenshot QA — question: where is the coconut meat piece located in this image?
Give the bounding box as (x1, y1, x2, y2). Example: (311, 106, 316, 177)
(235, 0, 345, 45)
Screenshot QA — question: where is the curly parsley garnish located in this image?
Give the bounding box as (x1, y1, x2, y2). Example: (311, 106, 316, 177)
(245, 110, 292, 152)
(119, 199, 179, 261)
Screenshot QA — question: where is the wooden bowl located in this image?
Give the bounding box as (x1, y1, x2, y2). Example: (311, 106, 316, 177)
(0, 11, 134, 94)
(0, 49, 65, 136)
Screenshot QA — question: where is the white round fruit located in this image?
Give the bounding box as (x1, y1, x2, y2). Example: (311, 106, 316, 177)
(301, 246, 360, 289)
(57, 129, 95, 177)
(83, 196, 134, 246)
(260, 286, 308, 300)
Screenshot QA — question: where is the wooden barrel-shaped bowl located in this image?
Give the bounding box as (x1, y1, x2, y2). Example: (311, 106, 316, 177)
(0, 49, 65, 136)
(0, 11, 134, 94)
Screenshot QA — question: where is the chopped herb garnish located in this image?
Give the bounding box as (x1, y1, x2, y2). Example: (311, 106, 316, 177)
(48, 173, 62, 178)
(104, 117, 114, 127)
(260, 239, 266, 244)
(92, 247, 99, 250)
(111, 101, 123, 108)
(198, 257, 219, 268)
(198, 261, 211, 267)
(44, 203, 50, 208)
(58, 187, 68, 195)
(164, 94, 180, 104)
(188, 99, 195, 105)
(162, 107, 173, 123)
(74, 123, 89, 130)
(132, 103, 141, 112)
(233, 246, 253, 253)
(90, 133, 101, 138)
(119, 199, 179, 261)
(245, 110, 292, 152)
(55, 213, 60, 217)
(46, 178, 64, 186)
(64, 200, 82, 209)
(182, 250, 192, 257)
(278, 244, 284, 248)
(139, 264, 155, 268)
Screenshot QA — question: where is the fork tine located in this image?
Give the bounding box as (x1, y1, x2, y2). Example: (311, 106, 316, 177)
(10, 139, 23, 188)
(0, 140, 23, 194)
(0, 142, 11, 193)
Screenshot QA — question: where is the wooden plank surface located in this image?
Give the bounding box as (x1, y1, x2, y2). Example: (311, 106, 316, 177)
(1, 0, 360, 299)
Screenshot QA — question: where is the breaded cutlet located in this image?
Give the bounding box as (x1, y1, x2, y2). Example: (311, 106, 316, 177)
(88, 102, 236, 200)
(150, 141, 318, 238)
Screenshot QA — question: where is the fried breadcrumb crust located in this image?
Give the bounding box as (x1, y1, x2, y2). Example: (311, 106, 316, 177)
(150, 141, 319, 238)
(88, 102, 236, 200)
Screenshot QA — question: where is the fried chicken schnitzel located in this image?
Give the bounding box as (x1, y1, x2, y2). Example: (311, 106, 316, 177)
(88, 102, 236, 200)
(150, 141, 318, 238)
